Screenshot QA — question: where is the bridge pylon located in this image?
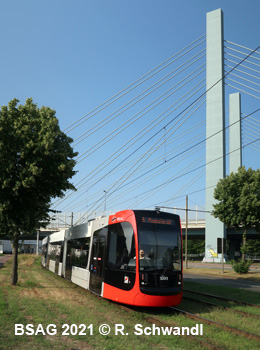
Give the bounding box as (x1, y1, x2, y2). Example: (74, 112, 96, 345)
(204, 9, 226, 262)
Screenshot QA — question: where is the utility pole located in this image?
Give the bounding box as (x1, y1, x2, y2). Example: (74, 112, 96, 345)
(36, 230, 39, 255)
(185, 195, 188, 269)
(71, 212, 74, 228)
(221, 237, 224, 273)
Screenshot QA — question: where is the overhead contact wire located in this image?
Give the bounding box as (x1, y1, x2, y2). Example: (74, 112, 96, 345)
(64, 35, 206, 133)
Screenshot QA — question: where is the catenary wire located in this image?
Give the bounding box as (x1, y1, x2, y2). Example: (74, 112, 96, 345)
(73, 44, 260, 221)
(75, 64, 206, 161)
(73, 50, 206, 147)
(59, 123, 206, 211)
(64, 35, 206, 134)
(52, 78, 206, 207)
(76, 105, 260, 222)
(224, 45, 260, 62)
(55, 43, 260, 217)
(225, 83, 260, 100)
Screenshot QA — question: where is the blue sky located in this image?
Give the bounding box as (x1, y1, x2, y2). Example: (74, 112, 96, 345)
(1, 0, 260, 220)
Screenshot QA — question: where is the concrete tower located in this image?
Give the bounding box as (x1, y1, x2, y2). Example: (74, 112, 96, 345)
(204, 9, 226, 262)
(229, 92, 242, 173)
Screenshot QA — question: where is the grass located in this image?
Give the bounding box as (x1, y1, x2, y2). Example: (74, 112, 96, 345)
(1, 255, 260, 350)
(150, 312, 260, 350)
(183, 277, 260, 305)
(184, 265, 260, 282)
(183, 288, 260, 318)
(143, 281, 260, 350)
(0, 255, 202, 350)
(180, 298, 260, 335)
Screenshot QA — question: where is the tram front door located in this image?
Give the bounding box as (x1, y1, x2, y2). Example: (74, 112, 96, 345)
(89, 228, 107, 295)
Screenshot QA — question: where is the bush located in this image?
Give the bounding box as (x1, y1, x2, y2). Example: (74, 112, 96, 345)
(230, 259, 252, 274)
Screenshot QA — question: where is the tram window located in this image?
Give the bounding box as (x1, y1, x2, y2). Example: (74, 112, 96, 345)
(138, 224, 181, 271)
(48, 242, 63, 262)
(67, 237, 90, 268)
(107, 222, 136, 271)
(41, 244, 47, 258)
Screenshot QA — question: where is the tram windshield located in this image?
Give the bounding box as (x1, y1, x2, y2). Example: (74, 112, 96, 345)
(137, 216, 181, 272)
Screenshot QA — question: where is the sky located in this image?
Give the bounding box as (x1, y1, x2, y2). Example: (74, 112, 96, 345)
(1, 0, 260, 222)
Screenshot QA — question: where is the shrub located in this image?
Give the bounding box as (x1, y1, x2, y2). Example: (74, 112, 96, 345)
(230, 259, 252, 274)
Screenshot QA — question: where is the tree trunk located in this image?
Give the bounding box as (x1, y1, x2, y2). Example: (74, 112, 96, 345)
(11, 234, 19, 285)
(241, 230, 247, 262)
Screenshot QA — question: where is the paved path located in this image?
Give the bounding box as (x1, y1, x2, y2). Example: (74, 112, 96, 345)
(0, 255, 12, 269)
(186, 261, 260, 272)
(184, 273, 260, 293)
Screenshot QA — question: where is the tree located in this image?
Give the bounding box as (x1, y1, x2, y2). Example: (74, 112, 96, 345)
(0, 98, 78, 285)
(246, 239, 260, 257)
(187, 239, 205, 256)
(212, 166, 260, 261)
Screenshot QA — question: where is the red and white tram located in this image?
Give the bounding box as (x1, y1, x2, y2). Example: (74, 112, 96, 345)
(41, 209, 182, 307)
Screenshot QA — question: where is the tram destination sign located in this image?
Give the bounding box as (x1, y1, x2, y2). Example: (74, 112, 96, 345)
(141, 217, 176, 225)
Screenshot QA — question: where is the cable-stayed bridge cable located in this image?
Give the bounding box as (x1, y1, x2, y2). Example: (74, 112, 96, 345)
(54, 42, 260, 217)
(73, 50, 206, 146)
(64, 35, 206, 134)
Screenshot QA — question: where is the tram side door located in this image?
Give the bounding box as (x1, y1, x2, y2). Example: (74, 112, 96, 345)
(89, 228, 107, 295)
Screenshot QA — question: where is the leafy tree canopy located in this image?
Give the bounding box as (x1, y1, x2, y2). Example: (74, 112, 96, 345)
(212, 166, 260, 232)
(0, 98, 78, 284)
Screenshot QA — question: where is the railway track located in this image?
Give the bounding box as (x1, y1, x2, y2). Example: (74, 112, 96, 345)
(170, 306, 260, 343)
(183, 295, 260, 319)
(90, 287, 260, 349)
(116, 302, 222, 350)
(144, 315, 221, 350)
(117, 301, 260, 349)
(112, 290, 260, 349)
(184, 288, 260, 309)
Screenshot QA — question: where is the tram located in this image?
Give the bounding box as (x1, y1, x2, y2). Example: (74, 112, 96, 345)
(41, 209, 183, 307)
